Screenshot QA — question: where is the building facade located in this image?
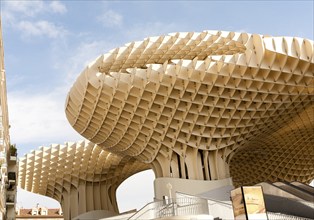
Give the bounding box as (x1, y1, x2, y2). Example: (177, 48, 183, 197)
(16, 204, 63, 220)
(0, 18, 17, 220)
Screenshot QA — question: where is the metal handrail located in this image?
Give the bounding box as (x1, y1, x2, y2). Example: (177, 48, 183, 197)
(127, 200, 163, 220)
(177, 191, 233, 207)
(207, 199, 233, 209)
(163, 201, 208, 217)
(128, 197, 208, 220)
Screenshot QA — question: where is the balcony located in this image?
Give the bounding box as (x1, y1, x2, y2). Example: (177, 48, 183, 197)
(9, 144, 17, 164)
(7, 172, 16, 190)
(9, 154, 16, 162)
(6, 194, 15, 206)
(8, 171, 16, 182)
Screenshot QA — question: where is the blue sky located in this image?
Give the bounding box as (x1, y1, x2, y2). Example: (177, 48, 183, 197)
(0, 0, 313, 212)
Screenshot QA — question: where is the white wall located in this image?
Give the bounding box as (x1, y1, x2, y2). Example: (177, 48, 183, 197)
(154, 177, 233, 200)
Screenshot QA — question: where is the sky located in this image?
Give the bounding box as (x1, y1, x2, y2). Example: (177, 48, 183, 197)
(0, 0, 313, 213)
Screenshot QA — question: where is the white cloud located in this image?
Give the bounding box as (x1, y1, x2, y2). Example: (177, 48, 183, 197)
(49, 1, 67, 14)
(6, 39, 116, 153)
(98, 10, 123, 27)
(3, 0, 45, 17)
(3, 0, 67, 17)
(8, 88, 82, 155)
(55, 40, 118, 84)
(2, 0, 68, 39)
(17, 20, 67, 38)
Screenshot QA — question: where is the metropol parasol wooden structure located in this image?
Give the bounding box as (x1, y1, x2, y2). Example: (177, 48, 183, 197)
(19, 30, 313, 219)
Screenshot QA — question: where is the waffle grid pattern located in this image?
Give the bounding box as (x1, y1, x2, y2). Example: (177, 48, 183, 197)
(18, 31, 313, 219)
(65, 30, 313, 183)
(18, 141, 149, 219)
(230, 105, 314, 186)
